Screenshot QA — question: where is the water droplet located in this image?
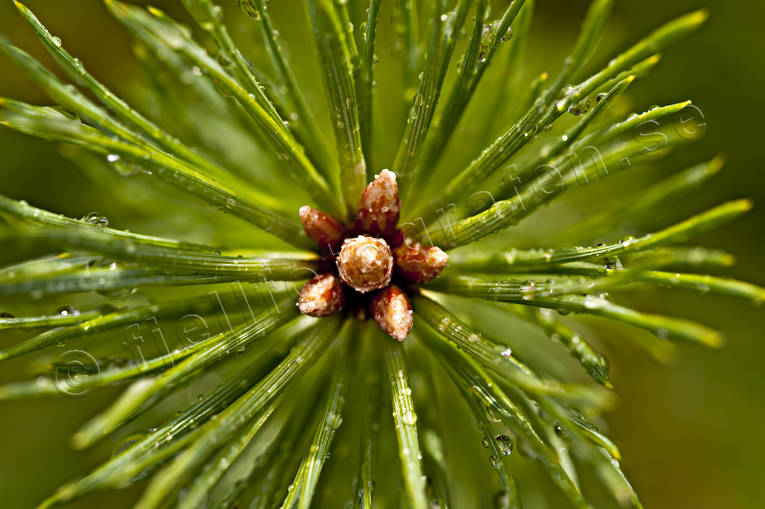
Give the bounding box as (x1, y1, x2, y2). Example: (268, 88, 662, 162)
(52, 36, 62, 47)
(568, 97, 592, 116)
(112, 432, 147, 458)
(112, 161, 142, 177)
(328, 412, 343, 430)
(0, 312, 15, 319)
(238, 0, 262, 19)
(56, 305, 79, 317)
(493, 490, 510, 508)
(521, 280, 537, 300)
(583, 295, 604, 309)
(402, 411, 418, 426)
(495, 434, 513, 456)
(106, 153, 121, 163)
(81, 212, 109, 227)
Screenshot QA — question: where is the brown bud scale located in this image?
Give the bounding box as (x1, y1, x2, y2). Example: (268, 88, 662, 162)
(394, 243, 449, 283)
(371, 285, 413, 341)
(297, 273, 345, 317)
(336, 235, 393, 293)
(299, 205, 346, 252)
(296, 169, 450, 339)
(357, 169, 400, 236)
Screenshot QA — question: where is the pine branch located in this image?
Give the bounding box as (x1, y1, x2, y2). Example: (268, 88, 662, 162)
(384, 342, 429, 509)
(306, 0, 366, 217)
(394, 0, 472, 186)
(72, 298, 301, 448)
(423, 328, 592, 509)
(105, 0, 341, 216)
(414, 292, 611, 405)
(238, 0, 337, 179)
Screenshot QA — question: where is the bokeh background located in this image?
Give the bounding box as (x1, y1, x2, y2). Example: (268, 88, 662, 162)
(0, 0, 763, 508)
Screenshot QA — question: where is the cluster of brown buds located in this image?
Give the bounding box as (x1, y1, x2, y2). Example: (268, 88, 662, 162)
(297, 170, 448, 341)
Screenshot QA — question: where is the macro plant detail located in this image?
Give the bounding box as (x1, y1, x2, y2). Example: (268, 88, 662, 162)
(0, 1, 762, 509)
(298, 169, 447, 340)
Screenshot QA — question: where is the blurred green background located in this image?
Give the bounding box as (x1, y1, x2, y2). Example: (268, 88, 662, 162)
(0, 0, 763, 508)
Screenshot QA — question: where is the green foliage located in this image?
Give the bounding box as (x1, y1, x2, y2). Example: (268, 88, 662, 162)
(0, 1, 761, 508)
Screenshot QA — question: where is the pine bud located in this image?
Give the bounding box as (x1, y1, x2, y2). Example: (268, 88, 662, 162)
(336, 235, 393, 293)
(371, 285, 413, 341)
(297, 273, 345, 317)
(299, 205, 346, 252)
(394, 242, 449, 283)
(357, 169, 400, 236)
